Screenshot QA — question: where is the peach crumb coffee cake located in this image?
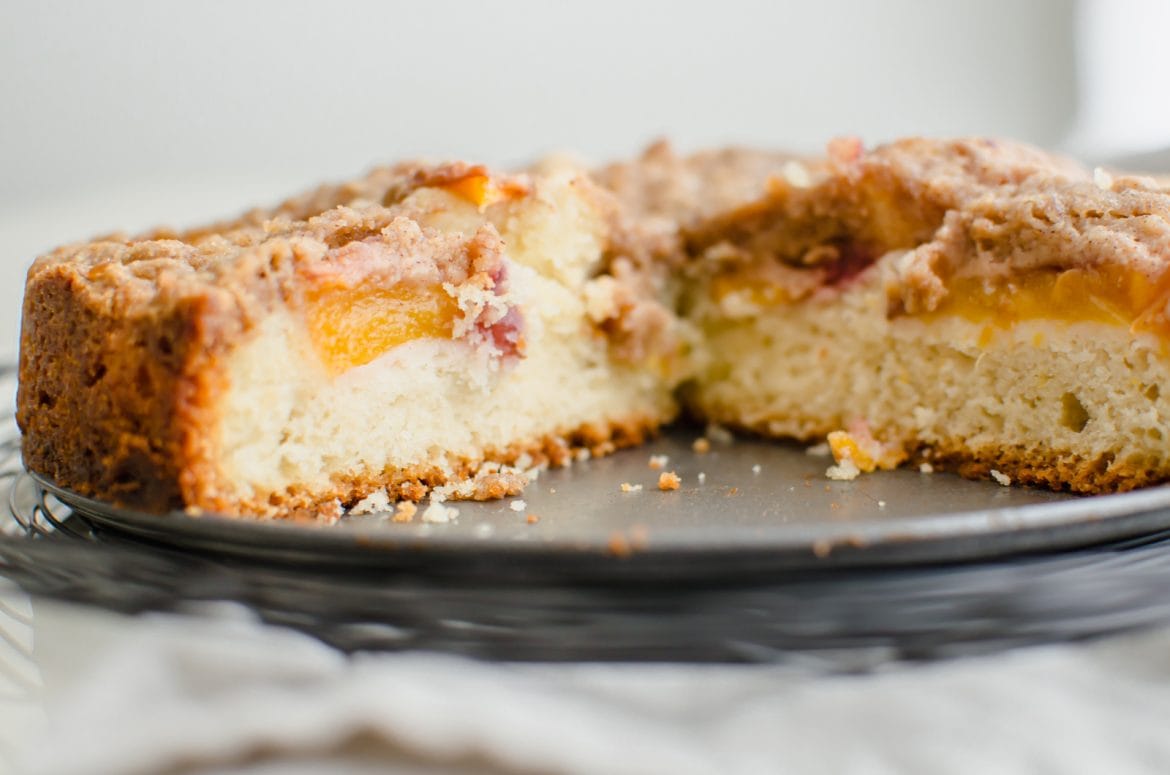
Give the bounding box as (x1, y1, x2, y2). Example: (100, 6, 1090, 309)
(17, 137, 1170, 518)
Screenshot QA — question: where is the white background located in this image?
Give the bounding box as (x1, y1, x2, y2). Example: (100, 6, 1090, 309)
(2, 0, 1168, 352)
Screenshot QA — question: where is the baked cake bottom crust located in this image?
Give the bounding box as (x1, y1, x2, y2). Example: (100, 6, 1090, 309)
(211, 413, 662, 521)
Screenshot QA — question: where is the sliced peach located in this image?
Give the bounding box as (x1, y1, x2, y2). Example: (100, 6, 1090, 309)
(928, 268, 1170, 335)
(305, 284, 460, 374)
(435, 171, 527, 211)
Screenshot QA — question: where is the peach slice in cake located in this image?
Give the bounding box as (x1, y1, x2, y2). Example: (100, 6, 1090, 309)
(671, 138, 1170, 493)
(18, 161, 682, 518)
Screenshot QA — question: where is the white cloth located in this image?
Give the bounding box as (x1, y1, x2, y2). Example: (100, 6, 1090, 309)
(11, 598, 1170, 775)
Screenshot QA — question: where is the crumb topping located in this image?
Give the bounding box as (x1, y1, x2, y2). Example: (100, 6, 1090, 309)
(684, 137, 1170, 316)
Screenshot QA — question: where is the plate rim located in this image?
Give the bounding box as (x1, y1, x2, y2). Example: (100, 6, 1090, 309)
(28, 468, 1170, 570)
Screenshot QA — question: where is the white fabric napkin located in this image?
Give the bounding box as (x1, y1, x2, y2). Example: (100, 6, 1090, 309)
(15, 598, 1170, 775)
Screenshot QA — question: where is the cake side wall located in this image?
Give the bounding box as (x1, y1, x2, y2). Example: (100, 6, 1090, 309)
(16, 264, 226, 513)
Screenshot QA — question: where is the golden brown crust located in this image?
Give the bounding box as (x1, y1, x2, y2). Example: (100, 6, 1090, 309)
(17, 259, 235, 513)
(926, 442, 1164, 495)
(701, 413, 1164, 495)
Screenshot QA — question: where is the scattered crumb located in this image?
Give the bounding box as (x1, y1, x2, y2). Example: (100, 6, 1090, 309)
(705, 423, 734, 445)
(781, 159, 812, 188)
(728, 487, 739, 496)
(826, 458, 862, 481)
(697, 472, 707, 484)
(826, 422, 907, 479)
(474, 523, 495, 538)
(526, 514, 540, 524)
(919, 462, 934, 474)
(422, 501, 459, 524)
(349, 489, 390, 515)
(607, 532, 632, 558)
(648, 454, 669, 470)
(509, 499, 527, 512)
(788, 486, 795, 492)
(318, 500, 343, 522)
(629, 524, 650, 550)
(878, 500, 887, 509)
(805, 442, 831, 457)
(658, 471, 681, 491)
(830, 502, 840, 510)
(549, 488, 556, 494)
(392, 501, 418, 523)
(692, 437, 711, 454)
(620, 482, 644, 493)
(812, 539, 832, 559)
(990, 469, 1012, 486)
(751, 464, 762, 474)
(1094, 166, 1114, 190)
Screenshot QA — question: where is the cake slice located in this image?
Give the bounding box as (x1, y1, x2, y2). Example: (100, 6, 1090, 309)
(676, 137, 1170, 492)
(18, 161, 683, 517)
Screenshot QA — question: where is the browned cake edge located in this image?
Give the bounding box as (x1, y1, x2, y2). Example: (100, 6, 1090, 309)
(17, 258, 235, 514)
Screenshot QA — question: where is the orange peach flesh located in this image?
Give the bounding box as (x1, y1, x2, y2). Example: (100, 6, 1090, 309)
(923, 268, 1170, 339)
(437, 173, 526, 211)
(305, 284, 460, 374)
(712, 265, 1170, 340)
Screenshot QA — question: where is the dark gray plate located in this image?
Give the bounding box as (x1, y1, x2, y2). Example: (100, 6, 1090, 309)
(36, 426, 1170, 577)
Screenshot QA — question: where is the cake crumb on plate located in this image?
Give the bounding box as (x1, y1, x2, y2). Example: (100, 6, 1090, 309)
(658, 471, 681, 491)
(826, 458, 861, 481)
(391, 501, 417, 523)
(422, 501, 459, 523)
(349, 489, 390, 515)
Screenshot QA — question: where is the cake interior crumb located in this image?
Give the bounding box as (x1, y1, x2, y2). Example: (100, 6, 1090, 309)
(648, 454, 669, 469)
(620, 482, 644, 493)
(509, 499, 527, 512)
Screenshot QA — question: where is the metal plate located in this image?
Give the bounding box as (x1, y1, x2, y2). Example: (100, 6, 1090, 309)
(36, 425, 1170, 578)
